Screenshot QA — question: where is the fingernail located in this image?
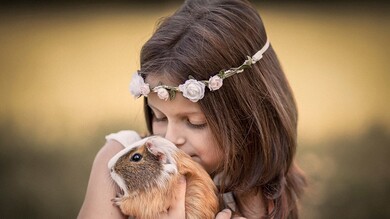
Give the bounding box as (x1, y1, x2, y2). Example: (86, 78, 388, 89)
(222, 209, 231, 214)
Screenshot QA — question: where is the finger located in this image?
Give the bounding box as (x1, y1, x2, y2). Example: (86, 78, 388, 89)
(215, 209, 232, 219)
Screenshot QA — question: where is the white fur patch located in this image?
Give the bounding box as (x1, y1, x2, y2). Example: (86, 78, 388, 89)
(110, 171, 129, 196)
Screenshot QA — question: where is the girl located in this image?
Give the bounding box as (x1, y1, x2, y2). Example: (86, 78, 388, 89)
(78, 0, 306, 218)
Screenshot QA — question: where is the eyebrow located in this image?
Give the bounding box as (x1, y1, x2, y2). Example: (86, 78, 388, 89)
(147, 103, 205, 117)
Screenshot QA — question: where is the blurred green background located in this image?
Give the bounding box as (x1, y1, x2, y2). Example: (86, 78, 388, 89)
(0, 1, 389, 218)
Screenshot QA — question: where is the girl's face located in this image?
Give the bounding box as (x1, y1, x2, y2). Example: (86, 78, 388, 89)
(146, 81, 223, 174)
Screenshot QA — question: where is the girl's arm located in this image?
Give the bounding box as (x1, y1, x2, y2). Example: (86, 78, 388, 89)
(78, 140, 127, 219)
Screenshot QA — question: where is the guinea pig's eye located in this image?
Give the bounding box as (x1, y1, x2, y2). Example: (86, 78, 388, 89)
(130, 153, 143, 162)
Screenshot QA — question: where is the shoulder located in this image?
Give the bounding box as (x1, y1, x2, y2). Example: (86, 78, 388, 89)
(93, 140, 126, 168)
(105, 130, 142, 147)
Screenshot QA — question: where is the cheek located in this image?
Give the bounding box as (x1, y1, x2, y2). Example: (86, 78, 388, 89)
(194, 135, 224, 173)
(202, 153, 224, 175)
(152, 121, 165, 136)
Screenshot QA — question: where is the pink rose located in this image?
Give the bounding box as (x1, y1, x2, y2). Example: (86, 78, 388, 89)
(155, 87, 170, 101)
(129, 73, 150, 98)
(208, 75, 223, 91)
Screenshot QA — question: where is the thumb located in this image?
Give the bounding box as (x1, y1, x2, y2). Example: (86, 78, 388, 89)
(215, 209, 232, 219)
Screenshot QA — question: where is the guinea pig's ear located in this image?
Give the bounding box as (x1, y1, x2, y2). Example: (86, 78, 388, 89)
(145, 141, 167, 164)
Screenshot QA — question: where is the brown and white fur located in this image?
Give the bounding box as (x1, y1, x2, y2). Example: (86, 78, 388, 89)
(108, 136, 219, 219)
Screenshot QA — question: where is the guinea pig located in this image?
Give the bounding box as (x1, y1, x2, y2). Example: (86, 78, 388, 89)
(108, 136, 219, 219)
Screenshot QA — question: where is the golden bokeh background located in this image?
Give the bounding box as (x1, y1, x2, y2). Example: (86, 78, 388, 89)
(0, 2, 389, 218)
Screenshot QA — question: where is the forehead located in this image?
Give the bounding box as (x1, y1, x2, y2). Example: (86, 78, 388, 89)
(147, 92, 204, 117)
(145, 75, 205, 116)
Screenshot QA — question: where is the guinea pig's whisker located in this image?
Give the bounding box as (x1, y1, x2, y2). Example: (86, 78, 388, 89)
(107, 175, 125, 197)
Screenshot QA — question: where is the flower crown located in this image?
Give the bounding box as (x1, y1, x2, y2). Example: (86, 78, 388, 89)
(129, 40, 270, 102)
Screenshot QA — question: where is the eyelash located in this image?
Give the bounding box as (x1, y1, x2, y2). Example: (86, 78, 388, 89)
(152, 114, 207, 130)
(187, 121, 207, 129)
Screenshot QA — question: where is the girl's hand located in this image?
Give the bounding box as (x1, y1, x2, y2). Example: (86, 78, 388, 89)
(158, 175, 187, 219)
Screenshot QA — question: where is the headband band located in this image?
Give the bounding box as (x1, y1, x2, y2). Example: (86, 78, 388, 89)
(129, 40, 270, 102)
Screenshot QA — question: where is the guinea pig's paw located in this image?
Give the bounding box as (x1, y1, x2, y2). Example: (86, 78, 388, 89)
(115, 191, 124, 198)
(111, 196, 123, 206)
(111, 192, 125, 206)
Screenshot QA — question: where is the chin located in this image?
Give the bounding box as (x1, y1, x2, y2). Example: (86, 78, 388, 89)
(190, 156, 214, 175)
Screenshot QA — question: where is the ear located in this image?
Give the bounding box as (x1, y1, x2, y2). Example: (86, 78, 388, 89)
(145, 141, 167, 163)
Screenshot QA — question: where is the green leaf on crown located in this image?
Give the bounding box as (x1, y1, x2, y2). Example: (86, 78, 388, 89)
(169, 89, 176, 100)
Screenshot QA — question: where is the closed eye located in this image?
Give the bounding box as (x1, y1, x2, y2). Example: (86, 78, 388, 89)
(187, 120, 207, 129)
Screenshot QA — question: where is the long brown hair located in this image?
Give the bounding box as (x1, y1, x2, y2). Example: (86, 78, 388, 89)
(140, 0, 306, 218)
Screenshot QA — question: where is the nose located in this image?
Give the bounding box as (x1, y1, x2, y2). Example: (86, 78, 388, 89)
(164, 123, 185, 147)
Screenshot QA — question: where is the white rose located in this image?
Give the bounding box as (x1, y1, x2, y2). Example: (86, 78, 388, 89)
(154, 87, 170, 101)
(178, 79, 205, 102)
(208, 75, 223, 91)
(129, 73, 150, 97)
